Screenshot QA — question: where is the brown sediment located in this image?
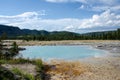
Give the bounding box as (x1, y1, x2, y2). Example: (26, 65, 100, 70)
(44, 56, 120, 80)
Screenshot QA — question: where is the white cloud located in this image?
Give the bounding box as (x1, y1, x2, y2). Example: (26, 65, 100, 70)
(78, 0, 120, 12)
(0, 11, 45, 24)
(0, 10, 120, 33)
(45, 0, 87, 3)
(45, 0, 120, 5)
(97, 0, 120, 5)
(79, 5, 85, 9)
(79, 10, 120, 29)
(0, 12, 39, 19)
(81, 5, 120, 12)
(45, 0, 120, 12)
(46, 0, 68, 3)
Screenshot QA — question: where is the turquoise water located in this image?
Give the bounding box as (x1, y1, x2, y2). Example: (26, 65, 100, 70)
(20, 45, 106, 60)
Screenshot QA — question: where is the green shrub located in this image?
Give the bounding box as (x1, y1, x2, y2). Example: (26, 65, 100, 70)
(33, 59, 44, 80)
(12, 67, 35, 80)
(0, 60, 7, 64)
(15, 58, 29, 63)
(12, 67, 23, 76)
(8, 58, 32, 64)
(34, 59, 43, 67)
(33, 59, 43, 71)
(0, 58, 32, 64)
(0, 66, 15, 80)
(24, 73, 35, 80)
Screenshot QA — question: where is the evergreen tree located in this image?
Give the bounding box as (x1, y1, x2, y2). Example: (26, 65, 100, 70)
(0, 39, 3, 59)
(1, 32, 7, 40)
(117, 29, 120, 39)
(10, 42, 19, 58)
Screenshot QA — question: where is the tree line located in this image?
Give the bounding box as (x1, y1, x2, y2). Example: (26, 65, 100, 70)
(81, 28, 120, 40)
(17, 28, 120, 41)
(0, 28, 120, 41)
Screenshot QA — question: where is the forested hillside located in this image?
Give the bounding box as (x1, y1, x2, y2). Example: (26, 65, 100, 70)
(0, 24, 120, 40)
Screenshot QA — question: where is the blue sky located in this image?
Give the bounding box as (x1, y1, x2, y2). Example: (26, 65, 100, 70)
(0, 0, 120, 33)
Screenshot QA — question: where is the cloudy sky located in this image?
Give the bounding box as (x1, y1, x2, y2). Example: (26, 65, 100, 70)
(0, 0, 120, 33)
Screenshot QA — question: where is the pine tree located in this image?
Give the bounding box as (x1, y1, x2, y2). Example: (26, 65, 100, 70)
(117, 29, 120, 40)
(0, 39, 3, 59)
(1, 32, 7, 40)
(10, 42, 19, 58)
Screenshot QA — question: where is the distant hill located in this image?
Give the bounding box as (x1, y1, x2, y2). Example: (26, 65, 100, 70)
(0, 25, 22, 36)
(0, 24, 120, 40)
(0, 24, 78, 36)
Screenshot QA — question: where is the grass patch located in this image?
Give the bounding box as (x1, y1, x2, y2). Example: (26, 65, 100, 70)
(33, 59, 44, 80)
(8, 58, 33, 64)
(33, 59, 43, 71)
(0, 58, 43, 66)
(0, 59, 7, 64)
(0, 58, 32, 64)
(12, 67, 35, 80)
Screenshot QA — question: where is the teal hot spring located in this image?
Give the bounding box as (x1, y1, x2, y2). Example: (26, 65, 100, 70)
(20, 45, 106, 60)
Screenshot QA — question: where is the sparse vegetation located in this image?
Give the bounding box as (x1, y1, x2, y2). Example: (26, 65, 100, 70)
(0, 58, 44, 80)
(12, 67, 35, 80)
(33, 59, 44, 80)
(0, 37, 44, 80)
(0, 58, 31, 64)
(0, 66, 16, 80)
(33, 59, 43, 71)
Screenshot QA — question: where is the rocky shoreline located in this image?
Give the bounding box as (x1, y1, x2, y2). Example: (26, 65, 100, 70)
(6, 40, 120, 53)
